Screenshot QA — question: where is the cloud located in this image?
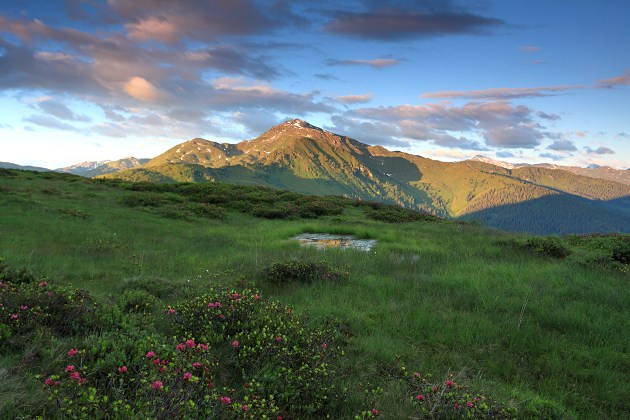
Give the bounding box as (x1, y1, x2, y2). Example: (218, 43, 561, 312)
(519, 46, 540, 53)
(422, 85, 585, 100)
(35, 99, 91, 122)
(337, 93, 374, 104)
(327, 58, 399, 68)
(123, 76, 165, 101)
(548, 140, 577, 152)
(616, 132, 629, 139)
(539, 152, 565, 161)
(585, 146, 615, 155)
(496, 151, 516, 158)
(336, 101, 551, 150)
(23, 114, 79, 131)
(596, 68, 630, 88)
(326, 9, 504, 40)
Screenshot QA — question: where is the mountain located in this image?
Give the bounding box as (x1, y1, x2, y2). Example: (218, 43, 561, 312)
(0, 161, 50, 172)
(57, 157, 150, 177)
(100, 119, 630, 234)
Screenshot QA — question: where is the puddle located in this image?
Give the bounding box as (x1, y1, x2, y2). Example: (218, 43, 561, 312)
(292, 233, 377, 252)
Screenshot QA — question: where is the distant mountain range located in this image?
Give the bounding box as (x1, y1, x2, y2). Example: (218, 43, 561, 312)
(4, 119, 630, 234)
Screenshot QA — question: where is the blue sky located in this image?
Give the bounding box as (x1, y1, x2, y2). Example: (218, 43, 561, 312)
(1, 0, 629, 169)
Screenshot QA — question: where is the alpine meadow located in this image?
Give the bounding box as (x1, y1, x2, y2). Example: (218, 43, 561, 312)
(2, 1, 630, 419)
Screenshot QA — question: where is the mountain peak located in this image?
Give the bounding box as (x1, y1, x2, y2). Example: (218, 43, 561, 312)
(469, 155, 516, 169)
(278, 119, 322, 131)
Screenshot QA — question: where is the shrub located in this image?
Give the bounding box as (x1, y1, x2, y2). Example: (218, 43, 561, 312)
(118, 289, 158, 314)
(298, 200, 344, 218)
(368, 206, 438, 223)
(261, 260, 349, 285)
(251, 204, 294, 219)
(524, 237, 571, 259)
(121, 193, 165, 207)
(178, 202, 226, 219)
(59, 208, 91, 219)
(611, 240, 630, 264)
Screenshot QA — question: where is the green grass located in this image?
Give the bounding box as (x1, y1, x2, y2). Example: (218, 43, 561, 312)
(1, 169, 629, 418)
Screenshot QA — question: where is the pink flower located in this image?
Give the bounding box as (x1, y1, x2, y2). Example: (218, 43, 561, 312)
(198, 343, 209, 351)
(445, 380, 455, 387)
(153, 358, 161, 365)
(253, 294, 260, 300)
(69, 372, 80, 380)
(276, 336, 283, 342)
(219, 314, 226, 320)
(453, 403, 460, 410)
(151, 380, 163, 390)
(232, 293, 239, 299)
(47, 291, 53, 296)
(44, 377, 55, 386)
(168, 307, 175, 314)
(183, 372, 192, 380)
(433, 386, 438, 393)
(467, 401, 473, 408)
(186, 339, 195, 348)
(78, 377, 87, 385)
(192, 362, 201, 368)
(176, 343, 186, 352)
(67, 348, 77, 357)
(145, 351, 155, 359)
(20, 305, 28, 310)
(321, 342, 327, 349)
(219, 396, 231, 405)
(208, 302, 215, 308)
(215, 302, 221, 308)
(415, 394, 425, 401)
(160, 366, 166, 373)
(242, 404, 248, 411)
(232, 340, 239, 348)
(118, 366, 127, 373)
(10, 314, 18, 320)
(65, 365, 75, 372)
(371, 408, 380, 416)
(39, 281, 48, 287)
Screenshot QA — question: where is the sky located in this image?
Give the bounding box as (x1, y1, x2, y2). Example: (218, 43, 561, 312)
(0, 0, 629, 170)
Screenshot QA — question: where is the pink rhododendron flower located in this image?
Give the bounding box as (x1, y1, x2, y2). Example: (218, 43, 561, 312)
(67, 348, 77, 357)
(168, 307, 175, 314)
(198, 343, 209, 351)
(219, 314, 226, 319)
(215, 302, 221, 308)
(453, 403, 460, 410)
(467, 401, 474, 408)
(118, 366, 127, 373)
(20, 305, 28, 310)
(65, 365, 75, 372)
(183, 372, 192, 380)
(78, 377, 87, 385)
(416, 394, 425, 401)
(242, 404, 248, 411)
(192, 362, 201, 368)
(44, 377, 55, 386)
(208, 302, 215, 308)
(151, 380, 163, 390)
(321, 342, 327, 349)
(39, 281, 48, 287)
(186, 339, 195, 348)
(10, 314, 18, 320)
(219, 396, 231, 405)
(176, 343, 185, 351)
(232, 293, 239, 299)
(153, 358, 161, 365)
(276, 336, 283, 342)
(371, 408, 380, 416)
(145, 351, 155, 359)
(232, 341, 239, 348)
(445, 380, 455, 387)
(69, 372, 80, 380)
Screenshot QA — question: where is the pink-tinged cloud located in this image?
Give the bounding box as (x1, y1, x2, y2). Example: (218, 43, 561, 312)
(126, 16, 179, 42)
(123, 76, 165, 101)
(597, 68, 630, 88)
(337, 93, 374, 104)
(326, 10, 504, 40)
(519, 46, 540, 53)
(328, 58, 399, 68)
(422, 85, 585, 100)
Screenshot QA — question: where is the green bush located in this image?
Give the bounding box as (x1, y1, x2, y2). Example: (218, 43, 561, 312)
(524, 237, 571, 259)
(368, 206, 438, 223)
(262, 260, 349, 285)
(611, 240, 630, 264)
(178, 202, 226, 219)
(121, 193, 165, 207)
(119, 289, 158, 314)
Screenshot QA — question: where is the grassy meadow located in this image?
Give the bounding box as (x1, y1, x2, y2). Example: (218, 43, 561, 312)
(0, 168, 628, 418)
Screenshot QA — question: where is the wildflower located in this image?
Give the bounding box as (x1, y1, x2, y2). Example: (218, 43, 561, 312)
(10, 314, 18, 320)
(118, 366, 127, 374)
(44, 377, 55, 386)
(232, 340, 239, 348)
(219, 396, 231, 405)
(253, 294, 260, 300)
(445, 380, 455, 387)
(151, 380, 163, 390)
(183, 372, 192, 380)
(215, 302, 221, 308)
(168, 307, 175, 314)
(67, 348, 77, 357)
(192, 362, 201, 368)
(232, 293, 239, 299)
(65, 365, 75, 372)
(186, 339, 195, 348)
(453, 403, 460, 410)
(242, 404, 248, 411)
(321, 342, 327, 349)
(20, 305, 28, 310)
(208, 302, 215, 308)
(276, 336, 283, 342)
(39, 281, 48, 287)
(146, 351, 155, 359)
(198, 343, 209, 351)
(208, 382, 215, 389)
(467, 401, 473, 408)
(153, 358, 161, 365)
(415, 394, 424, 401)
(219, 314, 226, 320)
(371, 408, 380, 416)
(69, 372, 80, 380)
(176, 343, 186, 351)
(78, 377, 87, 385)
(433, 386, 438, 393)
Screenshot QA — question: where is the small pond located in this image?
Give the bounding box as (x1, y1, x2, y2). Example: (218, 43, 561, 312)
(292, 233, 377, 252)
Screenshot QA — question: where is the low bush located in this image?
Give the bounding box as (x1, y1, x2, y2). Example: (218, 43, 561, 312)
(261, 260, 349, 285)
(611, 239, 630, 264)
(524, 237, 571, 259)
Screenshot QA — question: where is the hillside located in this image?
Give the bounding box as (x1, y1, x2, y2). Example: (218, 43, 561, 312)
(57, 157, 150, 177)
(100, 119, 630, 235)
(1, 168, 628, 418)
